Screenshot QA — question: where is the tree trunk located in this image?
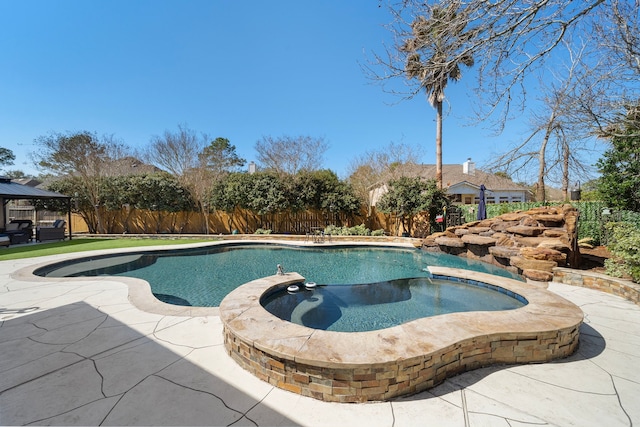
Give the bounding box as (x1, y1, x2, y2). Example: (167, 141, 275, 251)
(435, 100, 443, 189)
(536, 116, 555, 202)
(93, 204, 105, 234)
(562, 139, 570, 201)
(536, 138, 548, 202)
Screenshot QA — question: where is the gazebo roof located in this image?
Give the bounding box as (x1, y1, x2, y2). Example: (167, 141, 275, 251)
(0, 176, 70, 200)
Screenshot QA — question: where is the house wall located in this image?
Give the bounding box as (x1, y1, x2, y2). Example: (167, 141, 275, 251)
(450, 190, 528, 204)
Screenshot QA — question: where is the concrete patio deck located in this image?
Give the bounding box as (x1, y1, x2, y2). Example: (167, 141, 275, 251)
(1, 244, 639, 426)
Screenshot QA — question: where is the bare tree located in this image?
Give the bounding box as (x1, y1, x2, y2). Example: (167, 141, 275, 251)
(484, 41, 599, 201)
(145, 127, 247, 233)
(145, 125, 211, 232)
(369, 1, 606, 129)
(581, 1, 640, 138)
(254, 135, 328, 176)
(145, 124, 205, 177)
(34, 131, 129, 233)
(347, 141, 425, 209)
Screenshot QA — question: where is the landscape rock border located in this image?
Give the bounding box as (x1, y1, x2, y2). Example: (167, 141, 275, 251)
(422, 205, 579, 282)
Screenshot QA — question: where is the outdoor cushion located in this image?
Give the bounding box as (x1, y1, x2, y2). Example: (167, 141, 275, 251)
(5, 223, 19, 231)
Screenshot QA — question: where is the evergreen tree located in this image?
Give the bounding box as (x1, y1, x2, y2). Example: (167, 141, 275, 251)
(596, 106, 640, 212)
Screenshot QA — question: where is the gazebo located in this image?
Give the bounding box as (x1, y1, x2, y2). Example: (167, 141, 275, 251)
(0, 176, 73, 240)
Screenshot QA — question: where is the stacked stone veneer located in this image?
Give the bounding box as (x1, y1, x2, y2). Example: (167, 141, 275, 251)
(224, 325, 579, 403)
(220, 268, 583, 403)
(423, 205, 580, 282)
(554, 267, 640, 306)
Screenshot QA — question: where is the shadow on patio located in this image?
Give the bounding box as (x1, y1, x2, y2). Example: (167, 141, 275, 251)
(0, 302, 295, 426)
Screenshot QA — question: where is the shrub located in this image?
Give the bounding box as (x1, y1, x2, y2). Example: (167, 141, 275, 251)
(324, 225, 346, 235)
(323, 224, 372, 236)
(254, 228, 272, 234)
(346, 224, 371, 236)
(371, 229, 386, 236)
(604, 222, 640, 283)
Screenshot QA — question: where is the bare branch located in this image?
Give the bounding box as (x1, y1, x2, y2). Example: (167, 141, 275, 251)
(370, 0, 606, 130)
(254, 135, 328, 176)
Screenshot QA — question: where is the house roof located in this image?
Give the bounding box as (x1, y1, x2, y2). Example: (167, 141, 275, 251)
(0, 176, 70, 200)
(399, 163, 530, 192)
(102, 156, 162, 176)
(12, 178, 42, 187)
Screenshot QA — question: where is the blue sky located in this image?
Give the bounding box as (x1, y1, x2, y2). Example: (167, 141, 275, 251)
(0, 1, 589, 181)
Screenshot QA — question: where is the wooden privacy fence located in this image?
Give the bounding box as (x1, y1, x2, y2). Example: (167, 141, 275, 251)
(68, 206, 434, 237)
(24, 201, 637, 242)
(8, 206, 85, 234)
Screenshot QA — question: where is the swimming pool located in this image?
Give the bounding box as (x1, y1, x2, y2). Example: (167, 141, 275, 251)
(34, 243, 522, 307)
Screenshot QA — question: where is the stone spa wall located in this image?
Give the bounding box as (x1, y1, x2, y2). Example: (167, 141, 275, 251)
(422, 205, 580, 282)
(221, 268, 582, 403)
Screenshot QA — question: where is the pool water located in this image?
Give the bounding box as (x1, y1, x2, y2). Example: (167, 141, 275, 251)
(35, 243, 522, 307)
(261, 278, 526, 332)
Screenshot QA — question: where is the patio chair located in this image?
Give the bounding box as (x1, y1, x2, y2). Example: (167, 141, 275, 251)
(36, 220, 67, 242)
(4, 220, 33, 244)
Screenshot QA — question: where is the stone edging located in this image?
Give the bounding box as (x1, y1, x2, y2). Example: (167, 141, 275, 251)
(220, 267, 583, 402)
(553, 267, 640, 306)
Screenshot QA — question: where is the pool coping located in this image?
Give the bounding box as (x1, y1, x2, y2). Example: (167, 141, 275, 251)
(220, 266, 583, 402)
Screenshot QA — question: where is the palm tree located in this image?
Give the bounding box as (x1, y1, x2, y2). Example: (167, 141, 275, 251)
(402, 5, 474, 189)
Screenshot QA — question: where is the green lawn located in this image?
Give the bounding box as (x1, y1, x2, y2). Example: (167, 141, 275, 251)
(0, 238, 213, 261)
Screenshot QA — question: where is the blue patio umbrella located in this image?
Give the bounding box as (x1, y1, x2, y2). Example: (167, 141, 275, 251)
(477, 184, 487, 220)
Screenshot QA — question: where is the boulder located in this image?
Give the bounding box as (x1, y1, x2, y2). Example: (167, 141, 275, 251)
(519, 216, 542, 227)
(464, 220, 482, 227)
(491, 233, 514, 246)
(526, 207, 561, 215)
(537, 238, 572, 253)
(519, 247, 567, 265)
(500, 212, 527, 221)
(461, 234, 496, 246)
(542, 228, 567, 238)
(506, 225, 545, 236)
(514, 236, 549, 247)
(435, 236, 466, 248)
(490, 220, 520, 232)
(468, 226, 491, 234)
(532, 214, 565, 225)
(522, 269, 554, 282)
(510, 256, 558, 272)
(489, 246, 520, 259)
(454, 228, 470, 236)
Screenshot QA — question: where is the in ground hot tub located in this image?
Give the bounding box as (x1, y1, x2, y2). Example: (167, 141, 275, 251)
(261, 277, 526, 332)
(220, 267, 583, 402)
